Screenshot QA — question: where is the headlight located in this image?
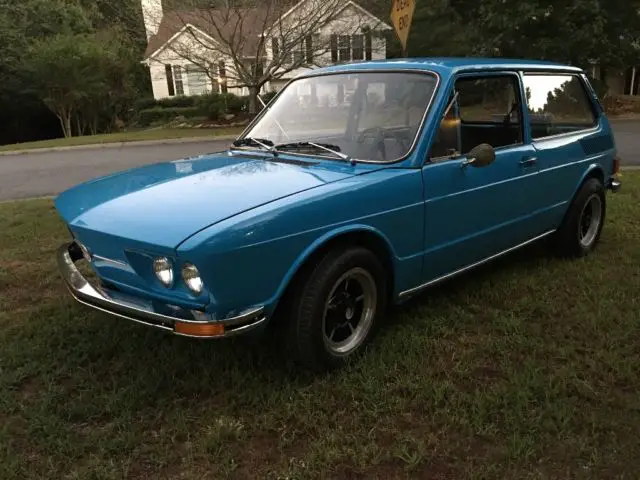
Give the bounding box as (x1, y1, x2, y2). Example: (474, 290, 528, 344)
(153, 257, 174, 288)
(182, 263, 204, 294)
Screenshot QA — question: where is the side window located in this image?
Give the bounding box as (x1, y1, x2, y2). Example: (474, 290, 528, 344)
(429, 75, 524, 160)
(522, 74, 597, 139)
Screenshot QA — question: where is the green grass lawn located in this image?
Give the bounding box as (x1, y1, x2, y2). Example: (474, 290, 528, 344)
(0, 127, 244, 153)
(1, 174, 639, 479)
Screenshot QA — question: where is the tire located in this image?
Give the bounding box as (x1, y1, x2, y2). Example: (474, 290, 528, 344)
(287, 247, 388, 371)
(553, 177, 606, 258)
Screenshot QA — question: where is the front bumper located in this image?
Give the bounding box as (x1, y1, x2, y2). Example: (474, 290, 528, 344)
(57, 242, 267, 338)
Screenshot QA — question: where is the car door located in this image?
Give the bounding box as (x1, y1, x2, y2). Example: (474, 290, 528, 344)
(520, 72, 611, 231)
(418, 71, 545, 284)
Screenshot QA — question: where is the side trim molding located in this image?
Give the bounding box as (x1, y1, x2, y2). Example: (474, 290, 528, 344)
(398, 230, 556, 299)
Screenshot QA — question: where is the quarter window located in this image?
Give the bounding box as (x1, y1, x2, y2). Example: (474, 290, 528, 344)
(429, 75, 524, 159)
(522, 74, 597, 139)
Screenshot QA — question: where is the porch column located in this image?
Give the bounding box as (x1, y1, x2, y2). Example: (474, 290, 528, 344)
(630, 67, 637, 96)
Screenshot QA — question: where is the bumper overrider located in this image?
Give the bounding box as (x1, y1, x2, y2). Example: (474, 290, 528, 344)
(607, 177, 621, 193)
(57, 242, 267, 338)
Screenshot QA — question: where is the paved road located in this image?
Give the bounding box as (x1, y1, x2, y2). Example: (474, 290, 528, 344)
(0, 122, 637, 201)
(0, 139, 231, 201)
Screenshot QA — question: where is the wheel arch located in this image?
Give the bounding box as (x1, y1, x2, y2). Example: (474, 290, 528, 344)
(269, 225, 398, 323)
(563, 163, 605, 215)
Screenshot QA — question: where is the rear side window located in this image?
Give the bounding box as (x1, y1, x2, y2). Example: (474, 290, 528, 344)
(522, 74, 597, 139)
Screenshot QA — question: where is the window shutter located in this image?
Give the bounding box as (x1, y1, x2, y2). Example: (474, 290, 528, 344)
(218, 61, 228, 93)
(330, 35, 338, 63)
(165, 65, 175, 96)
(305, 35, 313, 64)
(272, 38, 280, 59)
(365, 32, 372, 60)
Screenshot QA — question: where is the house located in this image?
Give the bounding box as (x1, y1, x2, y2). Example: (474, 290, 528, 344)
(141, 0, 392, 100)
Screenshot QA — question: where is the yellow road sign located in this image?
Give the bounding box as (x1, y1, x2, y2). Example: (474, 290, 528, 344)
(391, 0, 416, 55)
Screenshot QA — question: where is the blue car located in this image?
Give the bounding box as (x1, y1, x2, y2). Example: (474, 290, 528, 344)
(56, 58, 621, 371)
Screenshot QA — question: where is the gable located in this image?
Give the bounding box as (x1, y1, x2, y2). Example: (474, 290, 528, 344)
(143, 0, 390, 61)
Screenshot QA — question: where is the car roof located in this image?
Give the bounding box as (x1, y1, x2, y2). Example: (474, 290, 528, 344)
(298, 57, 584, 78)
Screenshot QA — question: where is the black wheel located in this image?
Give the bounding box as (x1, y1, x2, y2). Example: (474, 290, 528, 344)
(287, 247, 388, 371)
(553, 177, 606, 258)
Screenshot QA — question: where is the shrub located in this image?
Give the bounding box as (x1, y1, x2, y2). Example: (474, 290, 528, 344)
(138, 106, 202, 126)
(221, 93, 246, 114)
(195, 94, 225, 120)
(261, 91, 278, 106)
(156, 96, 197, 108)
(134, 97, 158, 111)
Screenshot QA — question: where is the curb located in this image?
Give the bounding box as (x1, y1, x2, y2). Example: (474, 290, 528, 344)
(0, 134, 240, 156)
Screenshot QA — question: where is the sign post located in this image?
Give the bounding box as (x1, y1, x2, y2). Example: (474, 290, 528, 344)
(391, 0, 416, 58)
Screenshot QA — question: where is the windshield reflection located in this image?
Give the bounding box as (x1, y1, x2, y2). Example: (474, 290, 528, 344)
(242, 72, 438, 162)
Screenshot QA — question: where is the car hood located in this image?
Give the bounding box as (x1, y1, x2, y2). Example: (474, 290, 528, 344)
(55, 152, 360, 250)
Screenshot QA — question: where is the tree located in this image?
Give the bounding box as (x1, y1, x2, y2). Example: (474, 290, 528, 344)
(150, 0, 388, 113)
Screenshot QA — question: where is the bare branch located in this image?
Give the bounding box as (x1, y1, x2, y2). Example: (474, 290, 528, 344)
(146, 0, 388, 111)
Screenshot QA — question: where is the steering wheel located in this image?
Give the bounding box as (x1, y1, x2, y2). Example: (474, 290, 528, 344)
(357, 127, 412, 161)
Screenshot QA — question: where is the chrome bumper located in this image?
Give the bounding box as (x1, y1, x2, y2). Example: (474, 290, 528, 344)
(57, 242, 267, 338)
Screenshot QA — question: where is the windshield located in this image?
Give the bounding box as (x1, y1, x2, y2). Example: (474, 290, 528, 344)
(240, 71, 438, 162)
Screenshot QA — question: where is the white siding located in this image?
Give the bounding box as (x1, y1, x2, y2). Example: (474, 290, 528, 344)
(144, 0, 390, 99)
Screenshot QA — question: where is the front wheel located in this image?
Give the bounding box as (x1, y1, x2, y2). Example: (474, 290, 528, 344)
(287, 247, 388, 371)
(553, 178, 606, 257)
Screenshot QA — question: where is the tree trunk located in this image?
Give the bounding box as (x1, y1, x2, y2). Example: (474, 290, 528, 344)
(248, 86, 259, 115)
(75, 115, 83, 137)
(57, 110, 73, 138)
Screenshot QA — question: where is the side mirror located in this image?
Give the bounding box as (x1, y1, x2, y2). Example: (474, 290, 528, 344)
(462, 143, 496, 168)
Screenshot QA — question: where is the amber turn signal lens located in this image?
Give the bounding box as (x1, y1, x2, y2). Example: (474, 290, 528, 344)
(613, 156, 621, 175)
(175, 322, 225, 337)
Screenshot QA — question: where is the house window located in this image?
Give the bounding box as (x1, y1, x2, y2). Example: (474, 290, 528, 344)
(173, 65, 184, 95)
(277, 37, 314, 66)
(186, 65, 209, 96)
(338, 35, 351, 62)
(165, 65, 175, 96)
(352, 35, 364, 60)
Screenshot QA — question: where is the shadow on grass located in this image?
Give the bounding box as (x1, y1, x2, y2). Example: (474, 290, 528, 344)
(4, 237, 558, 404)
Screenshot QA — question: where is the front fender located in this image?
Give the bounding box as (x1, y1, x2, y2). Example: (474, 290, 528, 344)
(271, 223, 398, 305)
(176, 168, 425, 317)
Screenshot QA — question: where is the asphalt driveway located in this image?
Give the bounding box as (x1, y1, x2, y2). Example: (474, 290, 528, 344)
(0, 122, 637, 202)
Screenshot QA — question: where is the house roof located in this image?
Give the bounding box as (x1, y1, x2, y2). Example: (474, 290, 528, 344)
(143, 1, 389, 60)
(144, 7, 276, 59)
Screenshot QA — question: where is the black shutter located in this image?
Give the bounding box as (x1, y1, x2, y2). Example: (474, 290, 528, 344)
(305, 35, 313, 64)
(165, 65, 175, 96)
(365, 32, 372, 60)
(330, 35, 338, 63)
(272, 38, 280, 59)
(218, 61, 228, 93)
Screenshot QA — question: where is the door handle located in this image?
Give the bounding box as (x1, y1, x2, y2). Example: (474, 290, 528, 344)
(520, 156, 537, 167)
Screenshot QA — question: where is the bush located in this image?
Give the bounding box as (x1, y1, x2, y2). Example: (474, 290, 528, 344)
(194, 92, 247, 120)
(195, 94, 225, 120)
(221, 93, 247, 114)
(134, 97, 158, 111)
(138, 106, 202, 126)
(156, 96, 197, 108)
(261, 91, 279, 105)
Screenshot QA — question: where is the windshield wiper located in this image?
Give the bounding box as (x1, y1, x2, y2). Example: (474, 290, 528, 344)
(232, 137, 277, 154)
(275, 141, 355, 165)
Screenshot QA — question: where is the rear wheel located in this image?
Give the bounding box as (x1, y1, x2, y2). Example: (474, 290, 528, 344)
(287, 247, 387, 371)
(553, 178, 606, 257)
